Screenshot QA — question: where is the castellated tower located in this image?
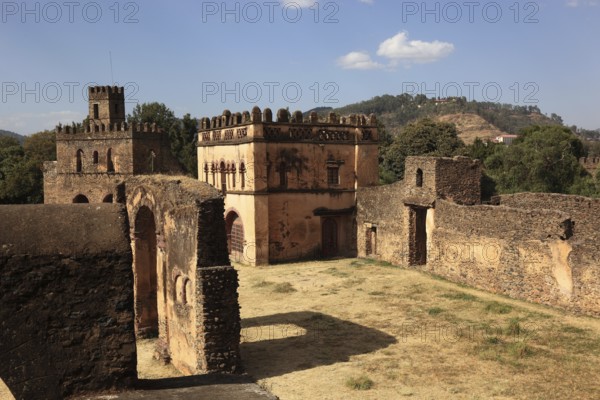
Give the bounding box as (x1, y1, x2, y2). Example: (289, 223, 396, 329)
(88, 86, 126, 126)
(43, 85, 182, 204)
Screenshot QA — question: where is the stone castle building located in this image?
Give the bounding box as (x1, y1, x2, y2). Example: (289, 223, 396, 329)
(43, 86, 180, 204)
(197, 108, 379, 265)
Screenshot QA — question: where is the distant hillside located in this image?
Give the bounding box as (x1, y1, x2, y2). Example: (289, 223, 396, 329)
(0, 129, 25, 143)
(330, 94, 562, 141)
(436, 113, 505, 144)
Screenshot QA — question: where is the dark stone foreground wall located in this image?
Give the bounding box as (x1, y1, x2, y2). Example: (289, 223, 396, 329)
(0, 205, 137, 400)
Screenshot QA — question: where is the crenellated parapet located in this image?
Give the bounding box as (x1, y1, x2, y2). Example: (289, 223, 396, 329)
(88, 85, 125, 97)
(198, 107, 378, 144)
(55, 121, 163, 138)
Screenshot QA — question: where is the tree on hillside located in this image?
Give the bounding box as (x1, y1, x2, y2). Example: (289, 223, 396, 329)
(0, 131, 56, 204)
(379, 118, 465, 183)
(484, 125, 590, 194)
(128, 103, 198, 177)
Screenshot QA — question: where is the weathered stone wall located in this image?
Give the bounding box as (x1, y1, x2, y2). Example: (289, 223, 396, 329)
(495, 193, 600, 242)
(43, 161, 124, 204)
(425, 200, 598, 314)
(403, 156, 481, 205)
(197, 266, 242, 373)
(0, 204, 136, 400)
(357, 156, 600, 316)
(356, 181, 408, 264)
(124, 176, 240, 375)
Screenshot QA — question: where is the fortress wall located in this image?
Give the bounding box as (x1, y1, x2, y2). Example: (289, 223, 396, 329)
(495, 193, 600, 242)
(425, 200, 600, 315)
(0, 204, 137, 400)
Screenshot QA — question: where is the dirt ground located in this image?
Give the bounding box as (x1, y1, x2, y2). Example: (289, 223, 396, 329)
(236, 258, 600, 400)
(3, 258, 599, 400)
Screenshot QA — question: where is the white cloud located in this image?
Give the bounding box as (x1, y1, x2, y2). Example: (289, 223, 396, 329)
(279, 0, 317, 8)
(566, 0, 598, 6)
(376, 31, 455, 65)
(337, 31, 454, 71)
(358, 0, 374, 4)
(337, 51, 383, 70)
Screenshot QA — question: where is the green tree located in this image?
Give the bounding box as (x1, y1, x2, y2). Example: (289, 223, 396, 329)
(128, 102, 197, 176)
(0, 131, 57, 204)
(380, 118, 465, 182)
(485, 125, 589, 194)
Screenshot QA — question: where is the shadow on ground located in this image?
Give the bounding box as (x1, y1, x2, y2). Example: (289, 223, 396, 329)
(136, 373, 256, 390)
(240, 311, 397, 379)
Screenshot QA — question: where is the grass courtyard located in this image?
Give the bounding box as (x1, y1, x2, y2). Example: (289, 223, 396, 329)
(237, 258, 600, 400)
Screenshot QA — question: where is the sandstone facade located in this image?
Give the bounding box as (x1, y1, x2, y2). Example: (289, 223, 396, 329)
(197, 108, 379, 265)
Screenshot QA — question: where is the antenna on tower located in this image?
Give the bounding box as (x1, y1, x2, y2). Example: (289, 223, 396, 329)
(109, 51, 114, 84)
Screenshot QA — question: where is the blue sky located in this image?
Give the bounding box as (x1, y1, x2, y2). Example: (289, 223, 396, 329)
(1, 0, 599, 135)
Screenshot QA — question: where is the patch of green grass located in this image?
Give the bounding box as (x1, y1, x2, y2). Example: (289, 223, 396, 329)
(428, 307, 444, 316)
(485, 336, 502, 345)
(506, 318, 522, 336)
(342, 278, 366, 288)
(345, 375, 374, 391)
(560, 325, 587, 335)
(321, 267, 350, 278)
(484, 301, 513, 314)
(508, 341, 533, 359)
(440, 292, 478, 302)
(272, 282, 297, 293)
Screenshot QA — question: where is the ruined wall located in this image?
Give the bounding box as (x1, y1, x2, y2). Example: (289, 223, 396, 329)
(495, 193, 600, 242)
(125, 176, 240, 375)
(356, 181, 408, 264)
(403, 156, 481, 205)
(357, 156, 600, 316)
(424, 200, 599, 314)
(0, 204, 136, 400)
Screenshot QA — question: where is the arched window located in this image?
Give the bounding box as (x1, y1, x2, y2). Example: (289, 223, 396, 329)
(103, 194, 113, 203)
(232, 164, 236, 189)
(416, 168, 423, 188)
(240, 162, 246, 189)
(211, 163, 216, 186)
(92, 151, 99, 165)
(204, 163, 209, 183)
(76, 149, 83, 173)
(148, 150, 156, 173)
(107, 148, 115, 173)
(279, 162, 287, 188)
(220, 161, 227, 194)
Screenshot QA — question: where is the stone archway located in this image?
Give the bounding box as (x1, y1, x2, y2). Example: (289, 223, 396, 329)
(133, 205, 158, 338)
(225, 211, 244, 260)
(73, 194, 89, 203)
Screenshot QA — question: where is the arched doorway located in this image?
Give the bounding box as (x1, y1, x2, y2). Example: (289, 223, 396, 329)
(322, 218, 338, 258)
(102, 194, 113, 203)
(73, 194, 89, 203)
(134, 206, 158, 337)
(225, 211, 244, 259)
